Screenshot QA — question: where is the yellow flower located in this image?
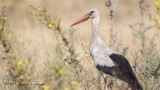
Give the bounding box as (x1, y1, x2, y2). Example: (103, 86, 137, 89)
(19, 75, 24, 79)
(58, 69, 63, 75)
(0, 25, 3, 29)
(71, 81, 79, 86)
(38, 7, 41, 11)
(25, 73, 29, 78)
(25, 81, 29, 84)
(48, 24, 52, 28)
(22, 68, 25, 72)
(24, 59, 28, 64)
(153, 14, 159, 20)
(81, 40, 84, 44)
(64, 87, 70, 90)
(55, 64, 59, 69)
(3, 17, 7, 20)
(156, 22, 159, 28)
(85, 53, 89, 57)
(51, 69, 55, 73)
(156, 1, 159, 6)
(16, 61, 23, 67)
(155, 0, 160, 9)
(42, 85, 49, 90)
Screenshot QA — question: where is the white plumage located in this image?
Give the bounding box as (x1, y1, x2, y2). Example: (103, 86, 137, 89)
(89, 9, 115, 67)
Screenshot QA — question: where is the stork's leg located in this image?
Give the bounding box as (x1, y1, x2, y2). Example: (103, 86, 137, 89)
(103, 73, 108, 90)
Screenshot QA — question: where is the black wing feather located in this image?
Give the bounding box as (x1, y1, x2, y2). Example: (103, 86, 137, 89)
(109, 53, 142, 89)
(109, 53, 137, 80)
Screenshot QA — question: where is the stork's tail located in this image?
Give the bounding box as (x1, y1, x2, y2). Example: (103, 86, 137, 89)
(128, 78, 143, 90)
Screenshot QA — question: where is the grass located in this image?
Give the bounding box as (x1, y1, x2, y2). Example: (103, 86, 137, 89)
(0, 0, 160, 90)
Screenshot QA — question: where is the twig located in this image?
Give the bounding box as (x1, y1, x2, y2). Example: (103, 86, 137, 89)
(152, 63, 160, 76)
(139, 0, 146, 31)
(138, 0, 148, 52)
(110, 0, 119, 52)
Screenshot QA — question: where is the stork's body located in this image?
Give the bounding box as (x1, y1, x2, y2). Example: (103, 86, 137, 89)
(71, 8, 142, 90)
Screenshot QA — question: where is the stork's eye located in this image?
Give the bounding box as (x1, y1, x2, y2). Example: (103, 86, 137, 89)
(90, 11, 95, 14)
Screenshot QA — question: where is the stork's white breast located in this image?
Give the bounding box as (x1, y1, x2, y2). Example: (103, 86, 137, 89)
(90, 47, 115, 67)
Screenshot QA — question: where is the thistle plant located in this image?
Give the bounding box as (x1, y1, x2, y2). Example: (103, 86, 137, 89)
(132, 41, 160, 90)
(29, 5, 87, 90)
(29, 5, 83, 70)
(0, 7, 11, 53)
(129, 1, 160, 89)
(0, 6, 33, 90)
(105, 0, 119, 52)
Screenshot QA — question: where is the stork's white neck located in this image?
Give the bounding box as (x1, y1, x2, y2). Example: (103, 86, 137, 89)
(91, 15, 100, 40)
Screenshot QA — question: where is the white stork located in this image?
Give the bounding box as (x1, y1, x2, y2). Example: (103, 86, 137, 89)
(71, 8, 142, 90)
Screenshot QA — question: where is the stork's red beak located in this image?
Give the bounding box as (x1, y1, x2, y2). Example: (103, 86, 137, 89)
(71, 14, 90, 27)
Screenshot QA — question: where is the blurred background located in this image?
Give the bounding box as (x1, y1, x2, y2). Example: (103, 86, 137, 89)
(0, 0, 160, 90)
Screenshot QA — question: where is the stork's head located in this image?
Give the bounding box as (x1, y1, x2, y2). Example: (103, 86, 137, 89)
(88, 8, 100, 18)
(71, 8, 100, 26)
